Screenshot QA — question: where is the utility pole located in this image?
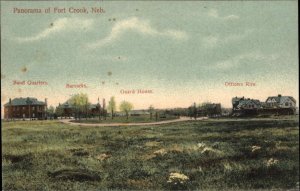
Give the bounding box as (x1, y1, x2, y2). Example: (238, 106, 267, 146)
(45, 98, 48, 120)
(194, 102, 197, 120)
(103, 98, 106, 120)
(9, 98, 12, 121)
(98, 97, 101, 121)
(85, 99, 88, 120)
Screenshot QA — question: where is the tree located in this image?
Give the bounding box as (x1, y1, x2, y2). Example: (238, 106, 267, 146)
(69, 93, 90, 121)
(55, 105, 64, 119)
(193, 102, 197, 120)
(119, 101, 133, 120)
(188, 103, 197, 119)
(187, 106, 193, 119)
(107, 96, 117, 119)
(46, 106, 55, 119)
(97, 103, 102, 121)
(149, 105, 155, 120)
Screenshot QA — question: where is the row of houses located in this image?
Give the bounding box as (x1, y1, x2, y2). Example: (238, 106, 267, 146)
(3, 94, 297, 120)
(56, 100, 151, 118)
(3, 97, 103, 120)
(232, 94, 297, 116)
(3, 97, 151, 120)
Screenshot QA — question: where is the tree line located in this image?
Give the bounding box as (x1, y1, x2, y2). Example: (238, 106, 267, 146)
(46, 94, 223, 121)
(47, 93, 142, 121)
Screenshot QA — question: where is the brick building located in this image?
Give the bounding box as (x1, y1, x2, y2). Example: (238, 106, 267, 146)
(56, 99, 106, 118)
(4, 97, 47, 120)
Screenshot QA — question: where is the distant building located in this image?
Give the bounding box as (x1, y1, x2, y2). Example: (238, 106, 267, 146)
(114, 110, 150, 117)
(263, 94, 296, 115)
(4, 97, 47, 120)
(130, 110, 150, 116)
(198, 103, 222, 117)
(232, 97, 244, 111)
(56, 101, 102, 118)
(236, 99, 262, 110)
(89, 104, 101, 116)
(232, 97, 262, 116)
(56, 101, 74, 118)
(231, 94, 297, 116)
(265, 94, 296, 109)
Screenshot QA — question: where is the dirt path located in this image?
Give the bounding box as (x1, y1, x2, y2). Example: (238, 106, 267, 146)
(59, 117, 208, 127)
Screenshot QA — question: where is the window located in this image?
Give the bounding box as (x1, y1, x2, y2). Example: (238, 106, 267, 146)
(33, 113, 35, 117)
(17, 107, 19, 111)
(32, 107, 35, 110)
(23, 107, 25, 110)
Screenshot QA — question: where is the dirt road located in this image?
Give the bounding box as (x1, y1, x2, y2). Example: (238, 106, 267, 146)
(59, 117, 208, 127)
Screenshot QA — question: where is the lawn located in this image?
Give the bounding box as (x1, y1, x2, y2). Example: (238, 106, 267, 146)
(2, 116, 299, 190)
(69, 114, 179, 124)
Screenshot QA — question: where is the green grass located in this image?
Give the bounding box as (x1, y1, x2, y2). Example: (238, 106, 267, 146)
(70, 114, 179, 123)
(2, 116, 299, 190)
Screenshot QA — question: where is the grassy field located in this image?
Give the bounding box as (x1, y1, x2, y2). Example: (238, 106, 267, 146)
(69, 114, 179, 124)
(2, 116, 299, 190)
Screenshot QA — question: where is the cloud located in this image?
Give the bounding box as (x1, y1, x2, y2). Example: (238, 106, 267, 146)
(207, 9, 239, 20)
(203, 30, 253, 48)
(86, 17, 188, 49)
(164, 30, 188, 40)
(223, 30, 252, 43)
(202, 36, 219, 48)
(213, 52, 279, 70)
(15, 18, 94, 42)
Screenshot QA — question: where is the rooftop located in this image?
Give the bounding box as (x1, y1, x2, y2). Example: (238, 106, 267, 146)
(4, 97, 46, 106)
(266, 95, 296, 104)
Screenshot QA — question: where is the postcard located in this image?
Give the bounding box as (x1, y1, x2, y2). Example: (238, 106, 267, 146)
(1, 1, 299, 190)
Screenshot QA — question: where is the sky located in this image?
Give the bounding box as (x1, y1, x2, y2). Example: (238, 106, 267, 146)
(1, 1, 298, 115)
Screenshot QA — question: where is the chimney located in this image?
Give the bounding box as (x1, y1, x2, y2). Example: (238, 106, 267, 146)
(9, 98, 11, 104)
(45, 98, 48, 105)
(278, 94, 282, 97)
